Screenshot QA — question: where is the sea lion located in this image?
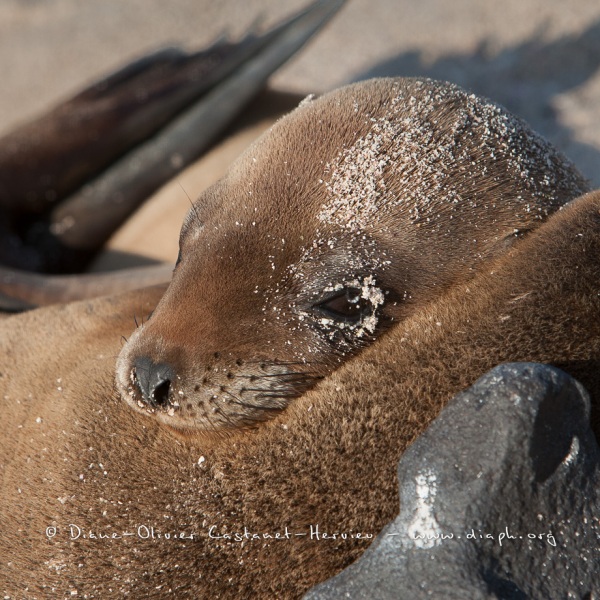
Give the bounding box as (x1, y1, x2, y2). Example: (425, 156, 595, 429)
(116, 76, 588, 432)
(2, 189, 599, 598)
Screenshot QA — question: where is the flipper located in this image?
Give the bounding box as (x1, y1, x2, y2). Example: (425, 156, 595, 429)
(0, 264, 172, 311)
(0, 0, 345, 274)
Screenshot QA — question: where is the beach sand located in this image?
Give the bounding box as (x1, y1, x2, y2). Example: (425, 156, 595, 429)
(1, 0, 599, 266)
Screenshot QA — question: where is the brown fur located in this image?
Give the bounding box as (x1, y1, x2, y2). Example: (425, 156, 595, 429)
(0, 77, 598, 597)
(1, 189, 599, 598)
(116, 77, 588, 431)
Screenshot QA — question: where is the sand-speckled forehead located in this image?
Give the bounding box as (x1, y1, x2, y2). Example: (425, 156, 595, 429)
(228, 77, 587, 239)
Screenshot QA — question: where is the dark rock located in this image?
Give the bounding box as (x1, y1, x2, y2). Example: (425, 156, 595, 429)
(305, 363, 600, 599)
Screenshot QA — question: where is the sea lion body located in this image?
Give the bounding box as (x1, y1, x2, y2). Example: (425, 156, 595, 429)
(1, 77, 598, 598)
(116, 77, 587, 431)
(2, 189, 600, 598)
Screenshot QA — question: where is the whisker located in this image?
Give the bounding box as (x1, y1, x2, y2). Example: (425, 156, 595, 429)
(243, 359, 310, 368)
(223, 389, 285, 412)
(242, 386, 298, 394)
(178, 180, 202, 229)
(254, 392, 302, 400)
(210, 401, 239, 428)
(238, 371, 318, 380)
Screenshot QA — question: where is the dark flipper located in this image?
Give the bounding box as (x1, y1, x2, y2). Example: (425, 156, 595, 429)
(0, 0, 345, 274)
(0, 42, 262, 217)
(0, 264, 172, 311)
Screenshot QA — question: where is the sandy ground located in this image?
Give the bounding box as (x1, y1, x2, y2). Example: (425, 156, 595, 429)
(1, 0, 599, 265)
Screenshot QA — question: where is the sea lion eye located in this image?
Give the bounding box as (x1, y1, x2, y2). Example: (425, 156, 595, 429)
(316, 288, 370, 322)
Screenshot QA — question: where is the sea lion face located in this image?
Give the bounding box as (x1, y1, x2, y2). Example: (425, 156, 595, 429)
(116, 77, 587, 431)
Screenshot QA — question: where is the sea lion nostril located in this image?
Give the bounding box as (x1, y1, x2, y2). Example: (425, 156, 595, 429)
(133, 356, 175, 408)
(152, 378, 171, 407)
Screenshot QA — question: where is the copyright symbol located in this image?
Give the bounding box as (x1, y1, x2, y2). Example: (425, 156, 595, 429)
(45, 526, 57, 539)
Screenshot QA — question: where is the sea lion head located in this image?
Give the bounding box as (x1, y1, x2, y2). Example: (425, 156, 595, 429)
(116, 77, 588, 432)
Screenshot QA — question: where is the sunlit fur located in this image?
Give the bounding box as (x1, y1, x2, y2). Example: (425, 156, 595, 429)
(116, 78, 587, 431)
(2, 190, 600, 597)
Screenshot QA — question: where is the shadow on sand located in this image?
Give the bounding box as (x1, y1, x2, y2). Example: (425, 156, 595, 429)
(354, 19, 600, 186)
